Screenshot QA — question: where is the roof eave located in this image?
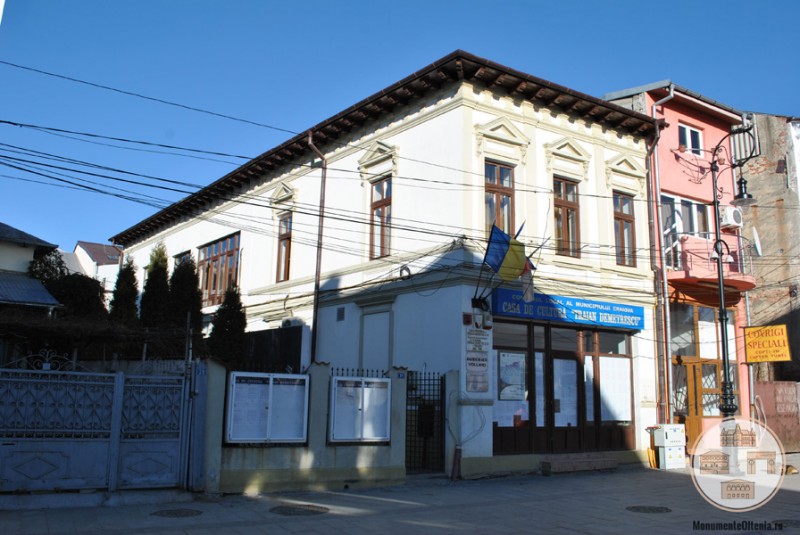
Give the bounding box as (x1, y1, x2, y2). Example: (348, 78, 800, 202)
(111, 50, 656, 247)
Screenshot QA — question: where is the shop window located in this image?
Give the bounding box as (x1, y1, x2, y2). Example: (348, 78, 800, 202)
(493, 321, 527, 349)
(599, 356, 632, 423)
(670, 303, 740, 420)
(584, 356, 595, 421)
(598, 331, 627, 354)
(551, 327, 578, 352)
(670, 303, 697, 357)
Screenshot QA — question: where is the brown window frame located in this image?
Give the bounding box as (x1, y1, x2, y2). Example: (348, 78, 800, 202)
(276, 213, 292, 282)
(553, 176, 580, 258)
(485, 161, 515, 235)
(670, 303, 741, 417)
(198, 233, 240, 307)
(370, 176, 391, 259)
(613, 191, 636, 267)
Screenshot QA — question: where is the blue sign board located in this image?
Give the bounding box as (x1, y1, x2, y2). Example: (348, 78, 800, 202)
(492, 288, 645, 330)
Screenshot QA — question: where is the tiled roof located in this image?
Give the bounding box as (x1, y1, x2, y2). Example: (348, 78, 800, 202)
(0, 271, 61, 307)
(0, 222, 57, 249)
(76, 241, 122, 266)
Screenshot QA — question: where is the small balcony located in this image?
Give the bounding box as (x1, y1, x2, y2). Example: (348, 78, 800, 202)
(666, 233, 756, 293)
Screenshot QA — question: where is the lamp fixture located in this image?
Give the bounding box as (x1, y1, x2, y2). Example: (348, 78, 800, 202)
(731, 176, 756, 207)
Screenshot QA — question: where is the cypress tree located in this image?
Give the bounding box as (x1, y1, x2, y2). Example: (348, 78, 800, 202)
(139, 243, 170, 328)
(109, 258, 139, 325)
(208, 287, 246, 367)
(168, 257, 202, 331)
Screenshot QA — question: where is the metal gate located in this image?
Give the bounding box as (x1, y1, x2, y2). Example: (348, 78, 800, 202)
(405, 370, 445, 473)
(0, 367, 190, 492)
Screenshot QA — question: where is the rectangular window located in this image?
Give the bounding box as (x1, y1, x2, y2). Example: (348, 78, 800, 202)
(554, 177, 580, 257)
(680, 199, 709, 237)
(613, 192, 636, 267)
(370, 177, 391, 259)
(485, 162, 514, 235)
(174, 251, 192, 266)
(662, 194, 710, 268)
(679, 124, 703, 156)
(198, 233, 240, 306)
(276, 214, 292, 282)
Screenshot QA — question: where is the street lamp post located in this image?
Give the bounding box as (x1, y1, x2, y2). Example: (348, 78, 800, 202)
(709, 126, 756, 418)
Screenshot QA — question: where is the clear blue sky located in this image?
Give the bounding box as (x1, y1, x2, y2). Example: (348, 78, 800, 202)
(1, 0, 797, 251)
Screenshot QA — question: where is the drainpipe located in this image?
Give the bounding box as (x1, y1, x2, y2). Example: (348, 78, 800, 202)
(650, 84, 674, 424)
(308, 131, 327, 363)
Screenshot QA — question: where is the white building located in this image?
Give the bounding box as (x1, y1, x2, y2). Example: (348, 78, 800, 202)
(72, 241, 122, 306)
(112, 51, 660, 475)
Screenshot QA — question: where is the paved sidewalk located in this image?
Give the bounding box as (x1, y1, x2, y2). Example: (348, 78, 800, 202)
(1, 464, 799, 535)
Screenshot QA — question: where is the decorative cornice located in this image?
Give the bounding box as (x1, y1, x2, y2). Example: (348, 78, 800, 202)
(605, 154, 647, 194)
(544, 136, 591, 179)
(358, 140, 399, 182)
(475, 116, 530, 165)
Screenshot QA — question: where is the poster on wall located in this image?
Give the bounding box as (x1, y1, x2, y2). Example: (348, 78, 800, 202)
(269, 376, 310, 441)
(466, 328, 490, 393)
(499, 352, 526, 400)
(227, 373, 270, 442)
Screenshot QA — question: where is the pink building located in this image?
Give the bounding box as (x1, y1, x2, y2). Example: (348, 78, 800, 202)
(606, 82, 756, 449)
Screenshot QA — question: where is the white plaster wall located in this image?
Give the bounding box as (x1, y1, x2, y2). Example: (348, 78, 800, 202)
(73, 247, 95, 276)
(113, 80, 662, 477)
(392, 285, 466, 373)
(631, 306, 658, 450)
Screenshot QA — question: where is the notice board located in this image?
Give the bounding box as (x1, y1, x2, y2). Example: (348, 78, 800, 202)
(226, 372, 309, 443)
(329, 376, 391, 442)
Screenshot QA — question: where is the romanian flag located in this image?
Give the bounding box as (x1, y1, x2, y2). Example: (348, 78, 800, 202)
(485, 225, 528, 281)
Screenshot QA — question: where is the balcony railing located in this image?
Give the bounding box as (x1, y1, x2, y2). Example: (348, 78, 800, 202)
(665, 232, 756, 292)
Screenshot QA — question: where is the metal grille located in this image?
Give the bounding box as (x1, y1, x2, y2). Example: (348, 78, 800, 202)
(122, 375, 185, 440)
(406, 370, 445, 474)
(331, 367, 387, 378)
(0, 370, 115, 439)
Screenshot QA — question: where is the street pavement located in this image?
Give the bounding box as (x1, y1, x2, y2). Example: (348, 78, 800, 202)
(1, 461, 799, 535)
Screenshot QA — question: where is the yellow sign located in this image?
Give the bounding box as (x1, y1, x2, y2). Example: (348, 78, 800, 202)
(744, 325, 792, 363)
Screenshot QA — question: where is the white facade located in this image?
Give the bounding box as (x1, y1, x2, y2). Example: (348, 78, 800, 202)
(114, 52, 659, 471)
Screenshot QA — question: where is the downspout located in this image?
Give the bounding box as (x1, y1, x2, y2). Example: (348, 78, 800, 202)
(650, 84, 674, 424)
(308, 131, 327, 363)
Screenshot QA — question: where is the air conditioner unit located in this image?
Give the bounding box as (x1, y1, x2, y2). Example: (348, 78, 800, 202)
(720, 206, 744, 230)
